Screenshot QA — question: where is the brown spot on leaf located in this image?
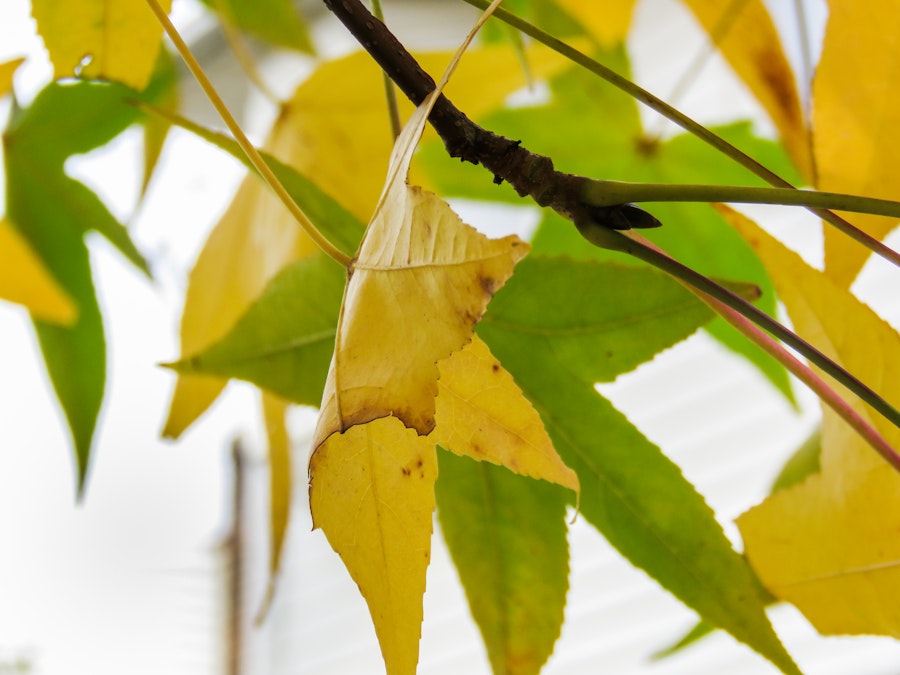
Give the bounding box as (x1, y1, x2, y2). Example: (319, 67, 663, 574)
(756, 47, 802, 126)
(634, 134, 659, 157)
(479, 275, 498, 296)
(491, 362, 500, 373)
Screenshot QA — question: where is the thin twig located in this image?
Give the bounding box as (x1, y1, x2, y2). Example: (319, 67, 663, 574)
(582, 180, 900, 219)
(576, 221, 900, 436)
(629, 232, 900, 471)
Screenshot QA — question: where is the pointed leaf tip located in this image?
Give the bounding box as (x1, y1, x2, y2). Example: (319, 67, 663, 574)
(310, 417, 437, 675)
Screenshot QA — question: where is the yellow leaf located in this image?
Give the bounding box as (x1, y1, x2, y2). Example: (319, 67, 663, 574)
(680, 0, 810, 177)
(813, 0, 900, 286)
(0, 57, 25, 97)
(0, 217, 77, 324)
(281, 45, 572, 221)
(162, 152, 318, 438)
(555, 0, 637, 47)
(434, 336, 578, 493)
(731, 212, 900, 636)
(262, 391, 291, 593)
(313, 96, 528, 445)
(309, 416, 437, 675)
(31, 0, 171, 90)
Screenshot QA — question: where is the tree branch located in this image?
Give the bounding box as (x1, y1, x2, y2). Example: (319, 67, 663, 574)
(321, 0, 656, 231)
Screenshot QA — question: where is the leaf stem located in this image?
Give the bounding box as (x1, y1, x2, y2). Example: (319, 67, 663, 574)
(144, 0, 352, 267)
(458, 0, 900, 271)
(629, 232, 900, 472)
(583, 180, 900, 219)
(575, 221, 900, 438)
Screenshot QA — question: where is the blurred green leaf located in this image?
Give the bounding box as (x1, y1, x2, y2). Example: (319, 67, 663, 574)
(202, 0, 314, 53)
(3, 75, 168, 493)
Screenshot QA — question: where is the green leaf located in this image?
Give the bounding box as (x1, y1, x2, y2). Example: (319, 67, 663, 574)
(478, 256, 800, 675)
(436, 451, 569, 675)
(4, 168, 104, 497)
(200, 0, 314, 53)
(422, 44, 799, 404)
(3, 76, 170, 492)
(4, 76, 174, 275)
(769, 427, 821, 494)
(166, 254, 345, 406)
(481, 256, 719, 382)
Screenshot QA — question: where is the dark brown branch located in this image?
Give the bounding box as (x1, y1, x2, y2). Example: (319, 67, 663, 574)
(321, 0, 659, 231)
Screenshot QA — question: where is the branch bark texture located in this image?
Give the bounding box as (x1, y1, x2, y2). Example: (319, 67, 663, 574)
(322, 0, 659, 230)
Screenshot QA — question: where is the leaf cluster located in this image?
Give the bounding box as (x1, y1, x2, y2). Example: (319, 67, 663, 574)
(3, 1, 900, 674)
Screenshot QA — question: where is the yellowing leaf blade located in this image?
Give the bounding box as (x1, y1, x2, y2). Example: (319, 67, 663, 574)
(813, 0, 900, 285)
(554, 0, 637, 46)
(0, 57, 25, 97)
(731, 212, 900, 636)
(32, 0, 170, 89)
(309, 417, 437, 675)
(314, 96, 528, 444)
(0, 217, 77, 324)
(434, 336, 578, 493)
(262, 391, 291, 588)
(682, 0, 810, 176)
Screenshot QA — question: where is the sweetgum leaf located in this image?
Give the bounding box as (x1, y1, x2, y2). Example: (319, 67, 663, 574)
(680, 0, 810, 176)
(654, 427, 821, 660)
(433, 336, 577, 493)
(478, 256, 800, 674)
(5, 169, 103, 496)
(436, 451, 569, 675)
(308, 93, 558, 675)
